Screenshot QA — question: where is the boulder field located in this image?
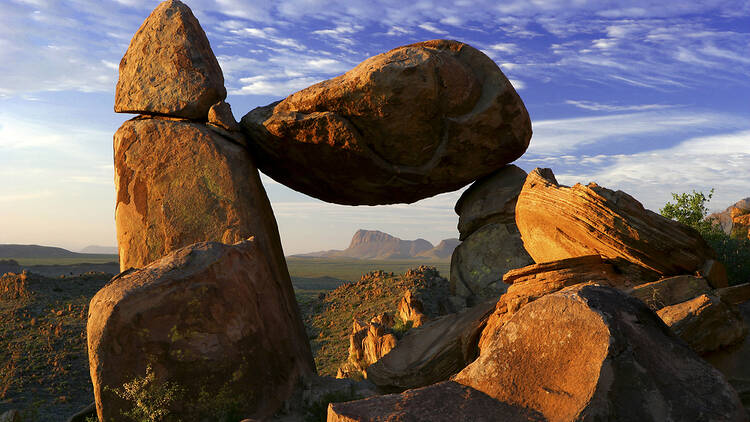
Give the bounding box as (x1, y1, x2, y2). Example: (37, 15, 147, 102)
(82, 0, 750, 420)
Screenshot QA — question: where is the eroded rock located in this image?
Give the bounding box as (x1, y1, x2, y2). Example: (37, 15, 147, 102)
(516, 168, 718, 277)
(628, 275, 711, 311)
(398, 290, 427, 328)
(455, 284, 745, 422)
(241, 39, 531, 205)
(114, 117, 276, 271)
(327, 381, 545, 422)
(114, 0, 226, 119)
(87, 239, 315, 421)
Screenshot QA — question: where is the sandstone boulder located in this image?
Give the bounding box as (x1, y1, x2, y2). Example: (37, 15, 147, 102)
(208, 100, 241, 132)
(450, 223, 534, 302)
(455, 164, 527, 240)
(516, 168, 718, 277)
(114, 117, 275, 271)
(657, 294, 747, 354)
(87, 239, 315, 421)
(241, 39, 531, 205)
(478, 255, 628, 350)
(628, 275, 711, 311)
(716, 283, 750, 305)
(327, 381, 544, 422)
(115, 0, 226, 119)
(705, 301, 750, 413)
(366, 300, 496, 392)
(455, 284, 745, 422)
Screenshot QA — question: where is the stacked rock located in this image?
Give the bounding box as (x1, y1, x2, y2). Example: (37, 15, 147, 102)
(450, 165, 533, 304)
(91, 1, 314, 420)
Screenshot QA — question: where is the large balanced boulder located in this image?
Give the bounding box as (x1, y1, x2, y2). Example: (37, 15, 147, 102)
(516, 168, 718, 278)
(455, 284, 745, 421)
(88, 240, 315, 421)
(327, 381, 544, 422)
(241, 39, 531, 205)
(114, 117, 277, 271)
(365, 300, 496, 392)
(115, 0, 226, 119)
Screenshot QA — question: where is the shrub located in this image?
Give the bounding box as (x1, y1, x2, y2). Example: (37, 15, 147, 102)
(660, 189, 750, 285)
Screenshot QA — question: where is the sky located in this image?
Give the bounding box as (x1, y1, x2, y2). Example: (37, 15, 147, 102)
(0, 0, 749, 255)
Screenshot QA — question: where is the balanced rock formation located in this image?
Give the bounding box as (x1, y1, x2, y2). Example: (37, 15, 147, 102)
(114, 118, 277, 271)
(516, 168, 719, 279)
(366, 300, 496, 392)
(241, 39, 531, 205)
(455, 284, 745, 421)
(327, 381, 544, 422)
(114, 0, 226, 119)
(87, 240, 315, 421)
(450, 165, 533, 302)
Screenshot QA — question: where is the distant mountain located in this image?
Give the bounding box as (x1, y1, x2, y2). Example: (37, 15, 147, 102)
(80, 245, 119, 255)
(0, 244, 117, 259)
(295, 229, 459, 260)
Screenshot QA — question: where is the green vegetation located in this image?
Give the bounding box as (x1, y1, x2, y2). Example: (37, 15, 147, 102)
(6, 256, 119, 266)
(660, 189, 750, 285)
(287, 257, 450, 282)
(110, 365, 183, 422)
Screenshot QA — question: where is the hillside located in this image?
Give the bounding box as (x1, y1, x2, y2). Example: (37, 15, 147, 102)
(0, 245, 84, 259)
(295, 229, 458, 260)
(79, 245, 118, 255)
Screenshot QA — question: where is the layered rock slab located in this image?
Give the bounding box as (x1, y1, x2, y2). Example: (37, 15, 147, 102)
(115, 0, 226, 119)
(241, 39, 531, 205)
(516, 168, 717, 277)
(455, 284, 745, 422)
(326, 381, 545, 422)
(88, 240, 316, 421)
(114, 117, 276, 271)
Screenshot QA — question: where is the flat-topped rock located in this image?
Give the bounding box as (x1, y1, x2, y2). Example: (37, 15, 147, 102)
(241, 39, 531, 205)
(516, 168, 718, 277)
(115, 0, 226, 119)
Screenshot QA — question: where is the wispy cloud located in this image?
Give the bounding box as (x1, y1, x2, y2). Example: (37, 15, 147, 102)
(565, 100, 676, 112)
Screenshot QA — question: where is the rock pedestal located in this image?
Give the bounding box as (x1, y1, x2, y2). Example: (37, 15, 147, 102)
(241, 40, 531, 205)
(88, 240, 315, 421)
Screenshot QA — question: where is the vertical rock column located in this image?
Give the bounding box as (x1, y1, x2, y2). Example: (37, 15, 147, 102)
(96, 0, 315, 419)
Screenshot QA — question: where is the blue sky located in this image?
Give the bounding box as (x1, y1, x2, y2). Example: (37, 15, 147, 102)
(0, 0, 749, 254)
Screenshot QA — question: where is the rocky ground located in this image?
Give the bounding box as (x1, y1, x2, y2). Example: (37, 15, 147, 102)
(0, 271, 110, 421)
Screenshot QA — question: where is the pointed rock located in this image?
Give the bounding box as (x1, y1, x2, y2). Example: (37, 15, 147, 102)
(115, 0, 226, 119)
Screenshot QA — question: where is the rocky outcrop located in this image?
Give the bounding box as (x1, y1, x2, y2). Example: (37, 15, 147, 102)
(516, 168, 719, 278)
(450, 223, 533, 301)
(114, 0, 226, 119)
(241, 39, 531, 205)
(398, 290, 427, 328)
(450, 165, 533, 303)
(87, 240, 315, 421)
(114, 118, 278, 272)
(709, 197, 750, 239)
(366, 300, 496, 392)
(657, 293, 747, 354)
(455, 284, 745, 422)
(327, 381, 544, 422)
(337, 318, 397, 379)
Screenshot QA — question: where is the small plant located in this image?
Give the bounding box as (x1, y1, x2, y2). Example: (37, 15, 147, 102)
(660, 189, 750, 285)
(109, 365, 184, 422)
(391, 317, 413, 339)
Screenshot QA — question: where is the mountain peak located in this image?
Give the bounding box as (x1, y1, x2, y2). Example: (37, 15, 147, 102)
(296, 229, 456, 260)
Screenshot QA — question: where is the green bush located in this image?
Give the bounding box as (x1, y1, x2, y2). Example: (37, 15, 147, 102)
(660, 189, 750, 285)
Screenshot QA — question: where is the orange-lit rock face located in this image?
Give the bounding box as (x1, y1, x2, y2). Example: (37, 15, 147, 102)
(114, 118, 276, 271)
(115, 0, 225, 119)
(241, 39, 531, 205)
(516, 168, 716, 276)
(455, 284, 745, 421)
(87, 240, 315, 421)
